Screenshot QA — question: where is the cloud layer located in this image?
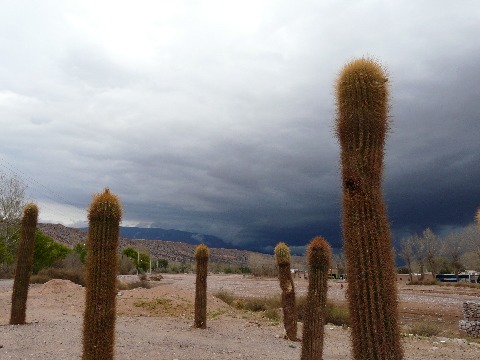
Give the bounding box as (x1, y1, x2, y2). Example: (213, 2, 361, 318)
(1, 1, 479, 252)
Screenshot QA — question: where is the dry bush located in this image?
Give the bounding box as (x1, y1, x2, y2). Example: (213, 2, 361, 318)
(408, 322, 441, 337)
(30, 267, 85, 286)
(148, 274, 163, 281)
(296, 295, 350, 327)
(118, 255, 136, 275)
(214, 289, 235, 306)
(116, 274, 151, 290)
(214, 291, 351, 327)
(116, 280, 151, 290)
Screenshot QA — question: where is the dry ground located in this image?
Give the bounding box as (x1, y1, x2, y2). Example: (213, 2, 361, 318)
(1, 274, 479, 359)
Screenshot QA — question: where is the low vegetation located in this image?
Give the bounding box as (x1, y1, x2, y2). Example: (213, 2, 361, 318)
(407, 322, 441, 337)
(214, 289, 350, 327)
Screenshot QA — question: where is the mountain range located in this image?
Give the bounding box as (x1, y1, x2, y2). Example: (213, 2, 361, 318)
(119, 226, 234, 249)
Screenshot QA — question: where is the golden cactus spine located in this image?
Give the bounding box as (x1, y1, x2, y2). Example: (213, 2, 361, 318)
(194, 243, 209, 329)
(335, 58, 403, 359)
(274, 242, 297, 341)
(10, 203, 38, 325)
(82, 189, 122, 360)
(301, 236, 331, 360)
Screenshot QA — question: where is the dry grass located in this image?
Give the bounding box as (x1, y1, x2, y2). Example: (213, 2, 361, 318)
(214, 291, 350, 326)
(407, 321, 441, 337)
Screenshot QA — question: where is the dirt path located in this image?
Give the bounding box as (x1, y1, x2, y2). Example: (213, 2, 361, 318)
(0, 275, 479, 359)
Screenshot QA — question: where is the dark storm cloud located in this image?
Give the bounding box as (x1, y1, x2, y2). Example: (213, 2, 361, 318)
(385, 47, 480, 241)
(1, 1, 479, 252)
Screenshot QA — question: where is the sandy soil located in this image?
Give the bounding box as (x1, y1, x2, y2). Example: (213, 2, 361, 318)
(1, 274, 479, 359)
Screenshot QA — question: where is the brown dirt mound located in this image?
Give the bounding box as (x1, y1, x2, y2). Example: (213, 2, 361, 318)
(33, 279, 84, 296)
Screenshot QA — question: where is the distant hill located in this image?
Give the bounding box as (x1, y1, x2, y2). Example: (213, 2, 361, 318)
(119, 226, 233, 249)
(38, 223, 254, 266)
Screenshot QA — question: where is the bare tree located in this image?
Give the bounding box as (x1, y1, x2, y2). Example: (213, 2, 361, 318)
(441, 232, 467, 280)
(411, 234, 427, 280)
(247, 253, 277, 277)
(399, 235, 415, 282)
(422, 228, 440, 278)
(463, 223, 480, 270)
(0, 171, 27, 265)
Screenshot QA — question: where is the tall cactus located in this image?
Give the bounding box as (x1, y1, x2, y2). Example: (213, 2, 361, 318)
(82, 189, 122, 360)
(194, 243, 209, 329)
(274, 242, 297, 341)
(335, 58, 403, 359)
(10, 203, 38, 325)
(301, 236, 331, 360)
(476, 208, 480, 227)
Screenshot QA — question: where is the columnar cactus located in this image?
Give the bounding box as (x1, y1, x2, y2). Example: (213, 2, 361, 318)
(274, 242, 297, 341)
(10, 203, 38, 325)
(476, 208, 480, 227)
(301, 236, 331, 360)
(194, 243, 209, 329)
(335, 58, 403, 359)
(82, 189, 122, 360)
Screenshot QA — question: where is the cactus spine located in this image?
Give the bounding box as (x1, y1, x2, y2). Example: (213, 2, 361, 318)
(301, 236, 331, 360)
(82, 189, 122, 360)
(274, 242, 297, 341)
(335, 58, 403, 359)
(194, 243, 209, 329)
(10, 203, 38, 325)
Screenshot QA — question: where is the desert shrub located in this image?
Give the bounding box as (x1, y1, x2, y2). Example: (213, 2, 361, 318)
(0, 264, 15, 278)
(138, 272, 147, 281)
(215, 291, 281, 313)
(30, 266, 85, 286)
(408, 322, 441, 337)
(325, 302, 350, 327)
(213, 291, 350, 327)
(214, 288, 235, 305)
(116, 279, 151, 290)
(118, 255, 136, 275)
(232, 296, 281, 312)
(55, 252, 83, 269)
(167, 261, 193, 274)
(149, 274, 163, 281)
(296, 295, 349, 326)
(264, 308, 281, 322)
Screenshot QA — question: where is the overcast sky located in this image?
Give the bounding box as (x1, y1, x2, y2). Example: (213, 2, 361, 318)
(1, 1, 479, 252)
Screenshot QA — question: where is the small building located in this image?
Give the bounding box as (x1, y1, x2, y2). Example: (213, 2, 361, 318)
(291, 268, 342, 279)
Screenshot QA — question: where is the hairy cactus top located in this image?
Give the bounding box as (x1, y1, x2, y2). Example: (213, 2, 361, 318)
(307, 236, 331, 268)
(336, 58, 389, 189)
(22, 203, 39, 227)
(88, 188, 122, 222)
(476, 208, 480, 226)
(195, 243, 209, 259)
(274, 242, 291, 266)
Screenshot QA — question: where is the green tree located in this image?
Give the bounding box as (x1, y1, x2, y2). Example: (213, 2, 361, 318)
(74, 243, 87, 264)
(32, 231, 71, 274)
(157, 258, 168, 270)
(121, 247, 150, 272)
